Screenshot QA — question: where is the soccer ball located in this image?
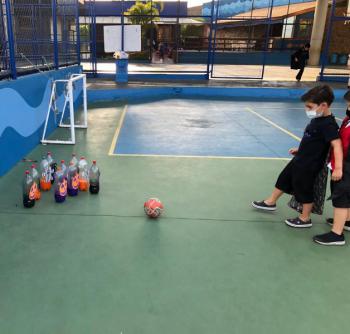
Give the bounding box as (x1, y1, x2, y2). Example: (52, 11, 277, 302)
(144, 198, 164, 218)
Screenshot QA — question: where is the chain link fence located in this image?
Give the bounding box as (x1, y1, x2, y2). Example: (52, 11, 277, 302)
(0, 0, 10, 78)
(0, 0, 80, 80)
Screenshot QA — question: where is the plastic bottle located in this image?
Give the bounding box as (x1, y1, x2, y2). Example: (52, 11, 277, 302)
(23, 170, 36, 208)
(60, 160, 68, 180)
(54, 169, 67, 203)
(47, 152, 57, 184)
(78, 156, 89, 191)
(67, 163, 79, 196)
(31, 164, 41, 200)
(39, 156, 51, 191)
(70, 153, 79, 171)
(89, 160, 100, 194)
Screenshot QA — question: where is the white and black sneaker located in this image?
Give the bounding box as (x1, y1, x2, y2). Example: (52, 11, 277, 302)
(313, 231, 345, 246)
(252, 200, 276, 211)
(326, 218, 350, 232)
(285, 217, 312, 228)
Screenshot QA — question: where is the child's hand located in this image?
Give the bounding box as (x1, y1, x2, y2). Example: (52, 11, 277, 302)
(332, 168, 343, 181)
(288, 148, 298, 155)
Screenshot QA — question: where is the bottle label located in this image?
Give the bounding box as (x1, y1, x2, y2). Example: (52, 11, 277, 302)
(42, 168, 50, 183)
(71, 175, 79, 190)
(59, 179, 68, 197)
(29, 184, 36, 200)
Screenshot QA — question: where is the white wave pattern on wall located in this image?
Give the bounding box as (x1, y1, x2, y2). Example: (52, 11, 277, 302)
(0, 80, 81, 138)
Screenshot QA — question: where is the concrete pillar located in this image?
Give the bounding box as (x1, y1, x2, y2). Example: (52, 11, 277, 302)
(309, 0, 329, 66)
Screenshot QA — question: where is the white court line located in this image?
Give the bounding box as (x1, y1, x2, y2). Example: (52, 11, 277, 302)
(251, 107, 345, 122)
(109, 153, 291, 161)
(108, 104, 295, 160)
(245, 107, 301, 142)
(108, 105, 128, 156)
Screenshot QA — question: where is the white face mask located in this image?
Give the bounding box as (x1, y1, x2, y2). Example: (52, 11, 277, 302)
(305, 107, 323, 119)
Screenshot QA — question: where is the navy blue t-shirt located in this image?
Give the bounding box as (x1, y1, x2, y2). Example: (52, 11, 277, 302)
(294, 115, 339, 171)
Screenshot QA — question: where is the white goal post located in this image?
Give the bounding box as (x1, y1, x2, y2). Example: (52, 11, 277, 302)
(41, 73, 88, 145)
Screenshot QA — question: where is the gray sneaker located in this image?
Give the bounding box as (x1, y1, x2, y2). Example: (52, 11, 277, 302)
(285, 217, 312, 228)
(252, 200, 276, 211)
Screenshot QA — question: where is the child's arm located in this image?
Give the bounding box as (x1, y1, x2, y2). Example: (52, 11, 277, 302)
(288, 147, 298, 155)
(331, 138, 343, 181)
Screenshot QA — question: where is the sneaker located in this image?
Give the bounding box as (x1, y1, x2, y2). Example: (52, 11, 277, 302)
(285, 217, 312, 228)
(252, 200, 276, 211)
(313, 231, 345, 246)
(326, 218, 350, 232)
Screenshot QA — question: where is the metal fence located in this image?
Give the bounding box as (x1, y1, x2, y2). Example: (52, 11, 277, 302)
(78, 0, 319, 79)
(0, 0, 10, 78)
(320, 0, 350, 81)
(1, 0, 348, 81)
(0, 0, 80, 80)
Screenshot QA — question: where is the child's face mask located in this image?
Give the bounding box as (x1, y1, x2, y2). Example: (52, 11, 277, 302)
(305, 105, 323, 119)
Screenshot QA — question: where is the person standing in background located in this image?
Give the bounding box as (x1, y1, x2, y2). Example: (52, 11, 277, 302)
(291, 43, 311, 82)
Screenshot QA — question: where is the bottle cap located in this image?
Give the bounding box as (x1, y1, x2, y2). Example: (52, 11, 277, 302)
(93, 160, 96, 164)
(72, 153, 76, 157)
(25, 170, 30, 175)
(61, 160, 65, 163)
(31, 164, 36, 168)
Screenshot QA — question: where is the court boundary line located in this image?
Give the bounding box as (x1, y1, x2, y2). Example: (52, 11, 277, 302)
(247, 106, 344, 122)
(109, 153, 291, 160)
(245, 107, 302, 142)
(108, 104, 128, 156)
(108, 103, 301, 160)
(0, 209, 331, 226)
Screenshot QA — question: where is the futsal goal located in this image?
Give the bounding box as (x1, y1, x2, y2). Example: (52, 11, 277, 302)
(41, 73, 88, 145)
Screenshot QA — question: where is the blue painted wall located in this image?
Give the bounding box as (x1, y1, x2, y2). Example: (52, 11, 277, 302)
(203, 0, 315, 17)
(0, 65, 83, 176)
(88, 86, 347, 103)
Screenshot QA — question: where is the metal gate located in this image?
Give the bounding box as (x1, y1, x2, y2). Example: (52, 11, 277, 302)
(209, 0, 274, 79)
(79, 0, 346, 82)
(320, 0, 350, 82)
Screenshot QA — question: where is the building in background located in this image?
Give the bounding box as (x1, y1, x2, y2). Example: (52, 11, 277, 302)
(78, 0, 349, 66)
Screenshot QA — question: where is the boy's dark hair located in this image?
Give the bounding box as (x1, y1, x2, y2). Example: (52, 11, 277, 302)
(304, 43, 311, 48)
(301, 85, 335, 106)
(344, 90, 350, 102)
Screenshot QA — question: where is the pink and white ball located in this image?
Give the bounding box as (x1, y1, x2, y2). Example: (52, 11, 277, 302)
(144, 198, 164, 218)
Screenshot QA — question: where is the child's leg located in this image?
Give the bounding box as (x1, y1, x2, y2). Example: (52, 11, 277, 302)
(347, 208, 350, 221)
(265, 188, 284, 205)
(300, 203, 313, 221)
(332, 207, 348, 235)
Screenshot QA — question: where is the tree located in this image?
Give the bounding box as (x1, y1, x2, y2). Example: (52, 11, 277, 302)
(124, 1, 160, 25)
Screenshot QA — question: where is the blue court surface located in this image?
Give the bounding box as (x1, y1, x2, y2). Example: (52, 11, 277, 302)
(113, 98, 345, 158)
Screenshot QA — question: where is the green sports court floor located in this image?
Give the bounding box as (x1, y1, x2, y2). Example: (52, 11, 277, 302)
(1, 98, 350, 334)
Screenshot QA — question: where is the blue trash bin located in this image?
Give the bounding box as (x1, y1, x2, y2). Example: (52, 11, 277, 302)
(330, 53, 338, 65)
(338, 54, 348, 65)
(115, 59, 128, 83)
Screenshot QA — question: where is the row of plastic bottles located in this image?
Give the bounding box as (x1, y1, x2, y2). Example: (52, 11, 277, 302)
(23, 152, 100, 208)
